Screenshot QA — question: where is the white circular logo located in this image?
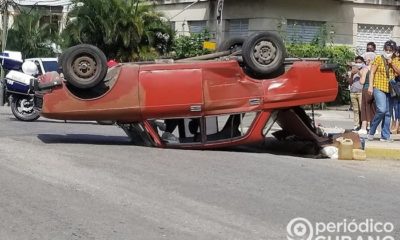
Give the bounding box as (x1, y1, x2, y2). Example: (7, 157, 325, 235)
(287, 217, 314, 240)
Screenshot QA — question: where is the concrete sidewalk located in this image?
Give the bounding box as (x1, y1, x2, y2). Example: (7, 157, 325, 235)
(312, 109, 400, 160)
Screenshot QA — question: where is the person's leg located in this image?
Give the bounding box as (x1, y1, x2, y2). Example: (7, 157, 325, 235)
(368, 94, 377, 130)
(381, 93, 392, 140)
(359, 90, 368, 133)
(369, 88, 387, 136)
(393, 99, 400, 133)
(396, 99, 400, 132)
(350, 93, 360, 129)
(356, 93, 362, 127)
(389, 97, 397, 133)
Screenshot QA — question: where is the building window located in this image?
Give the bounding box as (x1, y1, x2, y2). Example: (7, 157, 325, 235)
(20, 5, 63, 34)
(169, 21, 175, 32)
(227, 19, 249, 38)
(188, 21, 207, 34)
(40, 15, 62, 34)
(286, 19, 325, 43)
(356, 24, 394, 55)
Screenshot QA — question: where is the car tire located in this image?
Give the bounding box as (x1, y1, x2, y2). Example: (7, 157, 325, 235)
(218, 37, 245, 53)
(242, 31, 286, 78)
(58, 47, 73, 72)
(61, 44, 108, 89)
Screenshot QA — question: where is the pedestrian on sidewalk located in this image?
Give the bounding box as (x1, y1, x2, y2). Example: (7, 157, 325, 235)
(362, 42, 376, 63)
(389, 47, 400, 134)
(368, 40, 400, 142)
(347, 57, 364, 131)
(357, 55, 376, 135)
(366, 42, 376, 54)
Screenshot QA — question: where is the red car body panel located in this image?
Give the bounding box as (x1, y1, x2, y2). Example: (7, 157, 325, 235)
(262, 61, 337, 108)
(37, 60, 338, 149)
(40, 64, 142, 121)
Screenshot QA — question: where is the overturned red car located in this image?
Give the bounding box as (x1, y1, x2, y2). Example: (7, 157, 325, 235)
(34, 32, 338, 149)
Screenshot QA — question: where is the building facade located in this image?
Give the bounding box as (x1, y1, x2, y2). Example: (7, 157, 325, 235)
(155, 0, 400, 54)
(1, 0, 71, 34)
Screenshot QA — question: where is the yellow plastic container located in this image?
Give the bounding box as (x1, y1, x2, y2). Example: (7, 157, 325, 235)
(352, 149, 367, 161)
(338, 138, 354, 160)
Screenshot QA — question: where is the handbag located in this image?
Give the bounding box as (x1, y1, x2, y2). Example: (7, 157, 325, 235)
(382, 55, 400, 98)
(389, 79, 400, 98)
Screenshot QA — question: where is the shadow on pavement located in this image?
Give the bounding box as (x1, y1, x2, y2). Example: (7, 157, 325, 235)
(10, 118, 100, 125)
(37, 134, 323, 158)
(37, 134, 132, 145)
(221, 138, 323, 158)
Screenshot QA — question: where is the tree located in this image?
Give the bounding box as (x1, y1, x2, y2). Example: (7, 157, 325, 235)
(61, 0, 174, 61)
(7, 10, 57, 59)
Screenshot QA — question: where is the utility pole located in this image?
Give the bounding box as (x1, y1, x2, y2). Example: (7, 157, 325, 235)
(215, 0, 224, 46)
(0, 0, 10, 106)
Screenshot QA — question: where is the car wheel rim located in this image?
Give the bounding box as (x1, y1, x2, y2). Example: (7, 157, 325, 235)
(18, 98, 34, 114)
(72, 56, 97, 79)
(252, 40, 277, 65)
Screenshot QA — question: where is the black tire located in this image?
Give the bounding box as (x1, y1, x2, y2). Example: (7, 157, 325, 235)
(242, 32, 286, 77)
(61, 44, 108, 89)
(10, 95, 40, 122)
(244, 64, 285, 79)
(58, 47, 73, 72)
(218, 37, 245, 52)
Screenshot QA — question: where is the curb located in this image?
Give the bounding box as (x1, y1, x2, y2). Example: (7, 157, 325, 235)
(365, 147, 400, 160)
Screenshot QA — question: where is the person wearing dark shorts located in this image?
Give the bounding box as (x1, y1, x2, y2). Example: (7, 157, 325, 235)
(358, 54, 376, 135)
(359, 71, 376, 134)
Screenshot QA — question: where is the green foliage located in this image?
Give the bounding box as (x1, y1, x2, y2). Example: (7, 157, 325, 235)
(7, 10, 58, 58)
(286, 44, 355, 105)
(172, 31, 212, 59)
(277, 19, 353, 104)
(61, 0, 174, 62)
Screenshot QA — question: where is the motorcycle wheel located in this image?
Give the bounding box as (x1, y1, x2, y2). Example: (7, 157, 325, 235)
(10, 95, 40, 121)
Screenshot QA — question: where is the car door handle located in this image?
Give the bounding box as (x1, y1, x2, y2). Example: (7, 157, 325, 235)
(190, 105, 202, 112)
(249, 98, 261, 106)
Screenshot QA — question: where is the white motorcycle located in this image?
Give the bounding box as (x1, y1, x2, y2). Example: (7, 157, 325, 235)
(5, 62, 40, 121)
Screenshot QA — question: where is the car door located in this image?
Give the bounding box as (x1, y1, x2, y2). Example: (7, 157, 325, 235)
(202, 62, 263, 115)
(139, 67, 204, 119)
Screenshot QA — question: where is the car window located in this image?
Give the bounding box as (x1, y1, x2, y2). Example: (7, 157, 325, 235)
(205, 112, 259, 142)
(42, 60, 59, 73)
(149, 117, 203, 145)
(150, 113, 259, 145)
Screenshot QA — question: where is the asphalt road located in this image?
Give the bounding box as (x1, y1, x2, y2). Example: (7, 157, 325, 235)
(0, 107, 399, 240)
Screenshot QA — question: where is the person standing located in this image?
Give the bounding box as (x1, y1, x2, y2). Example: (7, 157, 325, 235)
(357, 55, 376, 135)
(362, 42, 376, 66)
(347, 57, 364, 131)
(366, 42, 376, 53)
(368, 40, 400, 141)
(389, 47, 400, 134)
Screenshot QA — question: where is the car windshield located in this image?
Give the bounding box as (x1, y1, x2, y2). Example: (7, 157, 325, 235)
(42, 60, 59, 72)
